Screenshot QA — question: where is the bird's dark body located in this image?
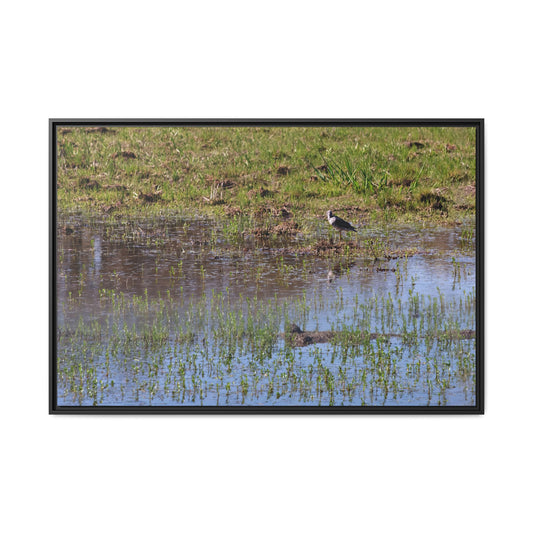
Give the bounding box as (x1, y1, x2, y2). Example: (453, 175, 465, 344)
(326, 210, 356, 236)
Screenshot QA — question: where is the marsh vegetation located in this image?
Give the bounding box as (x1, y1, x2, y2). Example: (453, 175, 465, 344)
(57, 214, 476, 407)
(55, 126, 477, 407)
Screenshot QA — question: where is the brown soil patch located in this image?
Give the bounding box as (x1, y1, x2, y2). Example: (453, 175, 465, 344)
(248, 221, 298, 238)
(102, 184, 128, 192)
(247, 187, 271, 199)
(85, 127, 116, 134)
(302, 238, 360, 256)
(78, 177, 100, 190)
(272, 220, 299, 235)
(404, 140, 425, 148)
(394, 176, 414, 187)
(251, 203, 292, 218)
(281, 324, 334, 347)
(224, 206, 243, 217)
(418, 191, 447, 211)
(272, 205, 293, 218)
(250, 227, 270, 238)
(112, 151, 136, 159)
(462, 185, 476, 196)
(102, 201, 123, 213)
(138, 189, 162, 203)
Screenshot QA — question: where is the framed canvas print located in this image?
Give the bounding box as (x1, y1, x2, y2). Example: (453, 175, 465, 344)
(50, 119, 484, 413)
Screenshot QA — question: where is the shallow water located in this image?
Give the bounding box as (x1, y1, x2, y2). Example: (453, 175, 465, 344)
(56, 215, 476, 407)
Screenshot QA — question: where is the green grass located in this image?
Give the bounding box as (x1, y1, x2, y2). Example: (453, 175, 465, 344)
(56, 126, 478, 407)
(56, 126, 476, 226)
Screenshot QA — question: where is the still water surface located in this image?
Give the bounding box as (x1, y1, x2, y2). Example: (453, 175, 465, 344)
(57, 215, 476, 407)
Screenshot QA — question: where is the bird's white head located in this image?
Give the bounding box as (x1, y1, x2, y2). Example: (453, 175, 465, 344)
(326, 210, 333, 219)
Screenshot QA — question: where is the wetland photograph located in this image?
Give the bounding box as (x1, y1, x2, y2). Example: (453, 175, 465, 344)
(51, 120, 483, 412)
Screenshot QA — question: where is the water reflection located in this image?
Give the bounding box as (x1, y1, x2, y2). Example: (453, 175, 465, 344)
(58, 216, 474, 322)
(56, 215, 476, 407)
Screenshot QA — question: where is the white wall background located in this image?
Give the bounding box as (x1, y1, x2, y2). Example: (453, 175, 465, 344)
(2, 1, 531, 532)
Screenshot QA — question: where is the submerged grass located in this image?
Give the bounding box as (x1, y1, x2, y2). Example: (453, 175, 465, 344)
(55, 125, 478, 408)
(57, 272, 476, 407)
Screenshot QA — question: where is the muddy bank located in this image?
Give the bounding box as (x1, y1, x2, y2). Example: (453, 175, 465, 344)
(282, 324, 475, 347)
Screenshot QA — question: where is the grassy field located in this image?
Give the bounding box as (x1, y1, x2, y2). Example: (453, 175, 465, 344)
(56, 125, 476, 228)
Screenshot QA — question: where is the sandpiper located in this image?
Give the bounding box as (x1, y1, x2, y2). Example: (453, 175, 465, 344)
(326, 210, 356, 240)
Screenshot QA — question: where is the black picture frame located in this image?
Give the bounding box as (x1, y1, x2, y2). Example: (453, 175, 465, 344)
(50, 119, 484, 414)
